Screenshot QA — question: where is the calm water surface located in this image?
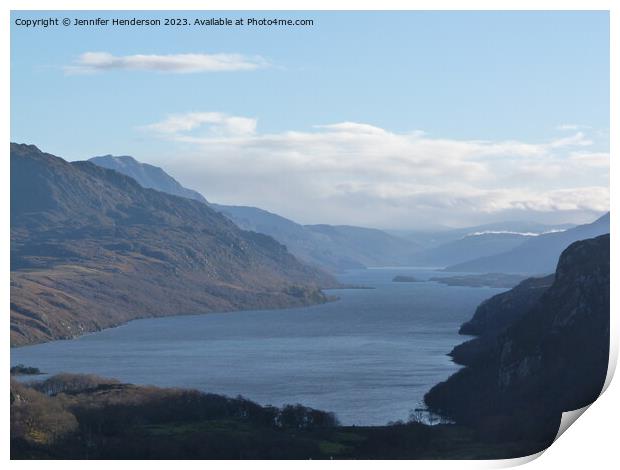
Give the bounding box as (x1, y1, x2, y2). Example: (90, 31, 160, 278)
(11, 268, 504, 425)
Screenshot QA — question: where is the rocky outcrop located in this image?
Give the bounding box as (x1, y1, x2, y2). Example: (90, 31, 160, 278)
(459, 275, 553, 337)
(495, 234, 609, 404)
(448, 275, 552, 367)
(425, 234, 609, 451)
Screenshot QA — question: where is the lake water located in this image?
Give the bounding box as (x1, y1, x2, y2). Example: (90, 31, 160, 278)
(11, 268, 503, 426)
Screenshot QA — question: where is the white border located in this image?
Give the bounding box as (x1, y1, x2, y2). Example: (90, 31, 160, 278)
(3, 1, 617, 468)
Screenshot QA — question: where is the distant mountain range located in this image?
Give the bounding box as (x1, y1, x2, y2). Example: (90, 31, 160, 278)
(217, 204, 428, 271)
(444, 212, 610, 274)
(87, 154, 609, 275)
(11, 144, 335, 346)
(389, 220, 576, 248)
(408, 232, 536, 267)
(89, 155, 422, 271)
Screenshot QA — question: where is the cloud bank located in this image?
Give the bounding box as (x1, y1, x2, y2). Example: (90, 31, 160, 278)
(140, 112, 609, 228)
(65, 52, 269, 74)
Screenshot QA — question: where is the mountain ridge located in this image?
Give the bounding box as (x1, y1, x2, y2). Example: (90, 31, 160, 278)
(11, 143, 336, 346)
(87, 155, 422, 271)
(89, 155, 208, 204)
(444, 213, 609, 274)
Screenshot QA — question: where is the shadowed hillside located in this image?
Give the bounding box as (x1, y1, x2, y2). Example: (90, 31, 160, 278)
(426, 234, 610, 447)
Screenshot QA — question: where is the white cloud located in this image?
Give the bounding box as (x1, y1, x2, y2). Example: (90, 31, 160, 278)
(142, 112, 257, 137)
(139, 112, 609, 228)
(472, 186, 609, 213)
(556, 123, 592, 131)
(65, 52, 269, 74)
(567, 151, 610, 169)
(313, 122, 389, 135)
(547, 131, 592, 148)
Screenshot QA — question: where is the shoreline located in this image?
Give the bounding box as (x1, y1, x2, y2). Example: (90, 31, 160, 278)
(10, 287, 341, 349)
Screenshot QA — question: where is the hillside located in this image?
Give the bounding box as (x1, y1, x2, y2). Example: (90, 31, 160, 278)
(304, 224, 421, 268)
(445, 213, 609, 274)
(11, 143, 336, 346)
(448, 275, 553, 366)
(211, 205, 367, 271)
(409, 232, 534, 267)
(425, 234, 610, 447)
(389, 220, 576, 250)
(87, 155, 421, 271)
(211, 208, 423, 271)
(89, 155, 208, 204)
(458, 275, 554, 337)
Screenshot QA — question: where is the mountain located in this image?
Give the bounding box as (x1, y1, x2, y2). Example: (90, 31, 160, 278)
(425, 234, 609, 448)
(304, 224, 421, 267)
(390, 221, 576, 250)
(446, 220, 575, 236)
(444, 213, 610, 274)
(448, 275, 553, 366)
(89, 155, 208, 204)
(87, 155, 421, 271)
(458, 275, 554, 337)
(408, 232, 535, 267)
(210, 205, 366, 271)
(211, 207, 423, 271)
(11, 143, 336, 346)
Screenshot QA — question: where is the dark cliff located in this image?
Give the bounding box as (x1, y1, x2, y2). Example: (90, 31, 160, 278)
(425, 234, 610, 451)
(459, 275, 554, 337)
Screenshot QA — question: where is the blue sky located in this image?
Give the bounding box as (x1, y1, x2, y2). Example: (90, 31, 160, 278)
(10, 10, 610, 228)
